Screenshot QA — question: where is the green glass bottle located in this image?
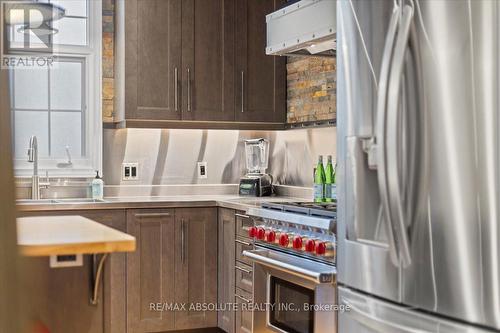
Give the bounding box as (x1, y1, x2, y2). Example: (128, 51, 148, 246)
(314, 155, 326, 202)
(332, 162, 337, 202)
(324, 155, 334, 202)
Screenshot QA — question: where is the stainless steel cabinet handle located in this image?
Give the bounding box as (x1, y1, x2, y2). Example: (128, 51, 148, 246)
(235, 294, 251, 303)
(135, 212, 171, 218)
(174, 67, 179, 111)
(243, 249, 336, 284)
(235, 265, 252, 274)
(235, 239, 251, 246)
(235, 213, 250, 219)
(241, 71, 244, 113)
(375, 5, 400, 266)
(385, 4, 414, 268)
(187, 68, 191, 112)
(181, 219, 186, 264)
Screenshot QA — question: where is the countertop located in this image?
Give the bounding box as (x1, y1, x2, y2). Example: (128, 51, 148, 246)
(16, 195, 307, 212)
(17, 215, 136, 256)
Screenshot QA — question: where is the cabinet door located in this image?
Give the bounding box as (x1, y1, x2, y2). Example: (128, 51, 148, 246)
(80, 210, 127, 333)
(181, 0, 235, 121)
(217, 208, 236, 333)
(235, 288, 253, 333)
(235, 0, 286, 123)
(125, 0, 182, 120)
(18, 210, 127, 333)
(127, 209, 175, 333)
(175, 208, 218, 329)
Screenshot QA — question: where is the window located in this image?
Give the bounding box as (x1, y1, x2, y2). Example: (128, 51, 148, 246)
(7, 0, 101, 177)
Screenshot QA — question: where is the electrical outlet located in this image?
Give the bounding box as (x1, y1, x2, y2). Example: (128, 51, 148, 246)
(122, 162, 139, 181)
(50, 254, 83, 268)
(197, 162, 208, 179)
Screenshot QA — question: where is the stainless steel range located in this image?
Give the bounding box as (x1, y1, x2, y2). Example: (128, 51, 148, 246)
(243, 202, 337, 333)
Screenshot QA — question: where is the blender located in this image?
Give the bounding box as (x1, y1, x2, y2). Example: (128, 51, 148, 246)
(239, 138, 273, 196)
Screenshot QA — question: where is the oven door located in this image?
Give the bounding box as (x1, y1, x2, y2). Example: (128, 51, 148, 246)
(243, 247, 337, 333)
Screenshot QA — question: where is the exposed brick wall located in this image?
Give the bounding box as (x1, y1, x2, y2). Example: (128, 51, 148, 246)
(286, 57, 336, 124)
(102, 0, 115, 122)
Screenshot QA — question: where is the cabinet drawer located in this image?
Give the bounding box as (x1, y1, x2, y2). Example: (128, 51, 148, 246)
(235, 237, 253, 266)
(235, 211, 252, 239)
(235, 263, 253, 294)
(235, 288, 252, 333)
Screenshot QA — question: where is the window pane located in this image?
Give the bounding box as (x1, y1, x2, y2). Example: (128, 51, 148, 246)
(50, 111, 82, 157)
(51, 0, 87, 17)
(10, 26, 47, 46)
(14, 111, 49, 158)
(50, 60, 82, 110)
(14, 67, 48, 109)
(52, 17, 87, 46)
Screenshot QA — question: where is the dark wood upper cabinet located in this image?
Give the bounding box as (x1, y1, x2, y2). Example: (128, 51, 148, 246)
(117, 0, 286, 128)
(181, 0, 235, 121)
(124, 0, 182, 121)
(235, 0, 286, 123)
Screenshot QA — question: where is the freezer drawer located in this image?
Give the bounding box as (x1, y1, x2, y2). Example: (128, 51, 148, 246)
(338, 286, 497, 333)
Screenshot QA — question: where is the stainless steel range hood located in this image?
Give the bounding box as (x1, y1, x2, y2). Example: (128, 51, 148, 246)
(266, 0, 336, 57)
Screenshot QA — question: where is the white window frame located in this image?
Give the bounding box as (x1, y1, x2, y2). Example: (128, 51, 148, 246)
(11, 0, 102, 178)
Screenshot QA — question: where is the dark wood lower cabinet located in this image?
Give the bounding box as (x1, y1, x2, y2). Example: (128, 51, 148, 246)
(174, 208, 218, 330)
(217, 209, 254, 333)
(19, 207, 221, 333)
(217, 208, 236, 332)
(235, 288, 253, 333)
(18, 210, 127, 333)
(126, 209, 176, 333)
(126, 207, 217, 332)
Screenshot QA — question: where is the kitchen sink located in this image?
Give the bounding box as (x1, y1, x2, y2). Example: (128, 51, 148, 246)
(52, 198, 108, 203)
(16, 198, 108, 205)
(17, 199, 59, 205)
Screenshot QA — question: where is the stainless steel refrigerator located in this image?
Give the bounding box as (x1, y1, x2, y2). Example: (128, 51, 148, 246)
(337, 0, 500, 332)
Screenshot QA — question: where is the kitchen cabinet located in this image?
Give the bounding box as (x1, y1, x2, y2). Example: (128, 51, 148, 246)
(115, 0, 286, 129)
(218, 208, 236, 333)
(124, 0, 182, 121)
(235, 288, 253, 333)
(181, 0, 235, 121)
(217, 209, 254, 333)
(126, 207, 218, 332)
(18, 210, 127, 333)
(235, 0, 286, 123)
(126, 209, 176, 333)
(174, 207, 218, 330)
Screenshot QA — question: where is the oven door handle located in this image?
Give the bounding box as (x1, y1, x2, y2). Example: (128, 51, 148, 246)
(243, 249, 336, 284)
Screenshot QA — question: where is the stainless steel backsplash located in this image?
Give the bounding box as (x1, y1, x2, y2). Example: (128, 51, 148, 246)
(103, 127, 336, 187)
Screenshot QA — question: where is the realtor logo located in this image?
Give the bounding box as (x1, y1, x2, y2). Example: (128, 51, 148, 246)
(1, 1, 65, 69)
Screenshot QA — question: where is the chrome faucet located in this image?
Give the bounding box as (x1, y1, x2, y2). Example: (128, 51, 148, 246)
(27, 136, 49, 200)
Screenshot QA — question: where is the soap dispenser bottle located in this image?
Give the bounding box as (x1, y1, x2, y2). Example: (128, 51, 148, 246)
(91, 171, 104, 200)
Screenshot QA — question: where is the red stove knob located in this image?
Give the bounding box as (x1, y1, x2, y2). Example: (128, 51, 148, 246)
(279, 234, 290, 247)
(257, 228, 266, 240)
(316, 241, 335, 257)
(266, 230, 277, 243)
(292, 236, 303, 250)
(248, 227, 258, 238)
(316, 242, 327, 255)
(305, 239, 316, 253)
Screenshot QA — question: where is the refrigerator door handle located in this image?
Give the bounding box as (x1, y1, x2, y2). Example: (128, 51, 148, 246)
(375, 5, 401, 265)
(385, 4, 414, 268)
